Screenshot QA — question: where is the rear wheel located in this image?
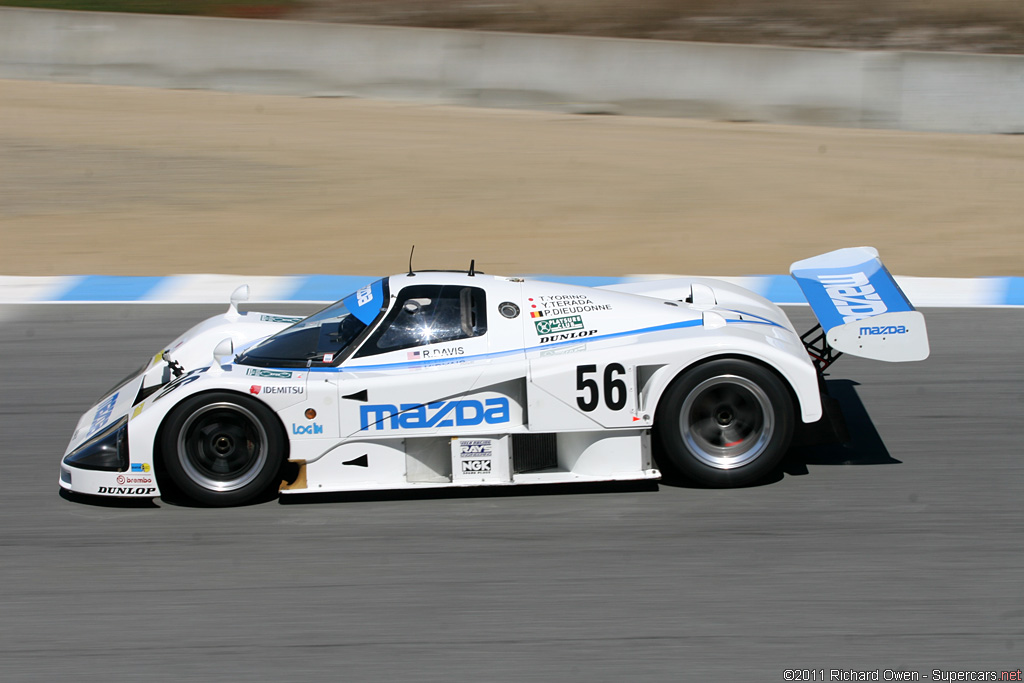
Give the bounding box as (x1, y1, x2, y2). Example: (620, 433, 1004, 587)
(656, 359, 794, 487)
(160, 392, 285, 506)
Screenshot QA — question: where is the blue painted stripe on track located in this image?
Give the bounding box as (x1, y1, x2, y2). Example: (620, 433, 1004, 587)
(55, 275, 165, 301)
(757, 275, 807, 305)
(286, 275, 375, 302)
(1002, 277, 1024, 306)
(5, 273, 1024, 306)
(522, 274, 630, 288)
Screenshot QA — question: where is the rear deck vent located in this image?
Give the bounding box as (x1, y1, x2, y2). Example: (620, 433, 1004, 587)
(512, 434, 558, 473)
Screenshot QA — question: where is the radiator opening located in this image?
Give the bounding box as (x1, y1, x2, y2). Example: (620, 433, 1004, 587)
(512, 433, 558, 473)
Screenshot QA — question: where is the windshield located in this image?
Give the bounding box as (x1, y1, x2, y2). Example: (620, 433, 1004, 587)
(237, 279, 388, 367)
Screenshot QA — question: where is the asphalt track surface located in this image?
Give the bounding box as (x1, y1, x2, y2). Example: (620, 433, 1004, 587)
(1, 304, 1021, 682)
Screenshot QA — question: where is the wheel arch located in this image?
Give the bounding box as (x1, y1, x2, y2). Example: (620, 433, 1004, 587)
(152, 388, 291, 474)
(647, 352, 808, 427)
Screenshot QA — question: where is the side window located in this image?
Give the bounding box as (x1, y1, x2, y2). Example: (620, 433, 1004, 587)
(356, 285, 487, 357)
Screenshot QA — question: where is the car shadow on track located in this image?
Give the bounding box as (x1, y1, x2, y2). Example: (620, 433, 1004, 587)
(786, 378, 901, 472)
(277, 479, 661, 505)
(58, 488, 160, 508)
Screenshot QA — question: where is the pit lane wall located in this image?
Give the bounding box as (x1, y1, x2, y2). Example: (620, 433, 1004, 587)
(1, 8, 1024, 134)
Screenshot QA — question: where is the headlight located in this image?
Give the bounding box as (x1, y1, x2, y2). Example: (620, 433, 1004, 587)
(63, 416, 129, 472)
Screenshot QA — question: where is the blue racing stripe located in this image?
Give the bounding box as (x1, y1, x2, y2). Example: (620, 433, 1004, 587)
(299, 316, 781, 373)
(55, 276, 164, 302)
(317, 346, 528, 372)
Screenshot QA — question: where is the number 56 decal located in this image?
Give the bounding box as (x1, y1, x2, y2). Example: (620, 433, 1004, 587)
(576, 364, 628, 412)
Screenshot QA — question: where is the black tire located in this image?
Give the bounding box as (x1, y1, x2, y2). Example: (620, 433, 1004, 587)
(160, 391, 286, 506)
(655, 359, 794, 487)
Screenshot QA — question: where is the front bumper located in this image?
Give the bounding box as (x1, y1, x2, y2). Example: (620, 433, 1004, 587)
(59, 463, 161, 498)
(61, 374, 162, 499)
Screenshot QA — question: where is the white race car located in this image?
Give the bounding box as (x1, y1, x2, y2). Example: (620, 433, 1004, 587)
(60, 247, 929, 506)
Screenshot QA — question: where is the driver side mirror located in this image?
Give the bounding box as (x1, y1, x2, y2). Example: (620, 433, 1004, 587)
(213, 337, 234, 363)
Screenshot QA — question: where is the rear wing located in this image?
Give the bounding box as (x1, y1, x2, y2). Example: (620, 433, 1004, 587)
(790, 247, 929, 365)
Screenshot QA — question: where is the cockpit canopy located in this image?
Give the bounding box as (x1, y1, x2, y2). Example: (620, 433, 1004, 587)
(237, 278, 388, 367)
(236, 277, 488, 368)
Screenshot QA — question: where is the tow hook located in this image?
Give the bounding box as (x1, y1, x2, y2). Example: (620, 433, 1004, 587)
(161, 351, 185, 378)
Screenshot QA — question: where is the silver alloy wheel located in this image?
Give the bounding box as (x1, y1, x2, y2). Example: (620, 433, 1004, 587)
(176, 402, 269, 492)
(678, 374, 775, 470)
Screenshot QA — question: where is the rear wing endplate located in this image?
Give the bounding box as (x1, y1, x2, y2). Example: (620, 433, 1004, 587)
(790, 247, 929, 364)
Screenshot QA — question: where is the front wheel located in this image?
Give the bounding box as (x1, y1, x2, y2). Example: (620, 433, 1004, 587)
(160, 392, 285, 506)
(655, 359, 794, 487)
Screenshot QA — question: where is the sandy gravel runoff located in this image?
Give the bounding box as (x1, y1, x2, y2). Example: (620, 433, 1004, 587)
(2, 78, 1022, 278)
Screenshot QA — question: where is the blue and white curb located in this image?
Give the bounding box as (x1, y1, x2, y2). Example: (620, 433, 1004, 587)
(1, 274, 1022, 307)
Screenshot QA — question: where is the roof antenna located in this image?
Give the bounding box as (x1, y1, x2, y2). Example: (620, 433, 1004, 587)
(408, 245, 416, 277)
(468, 259, 476, 277)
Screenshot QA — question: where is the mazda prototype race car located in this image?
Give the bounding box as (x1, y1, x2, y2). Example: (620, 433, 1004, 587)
(60, 247, 929, 506)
